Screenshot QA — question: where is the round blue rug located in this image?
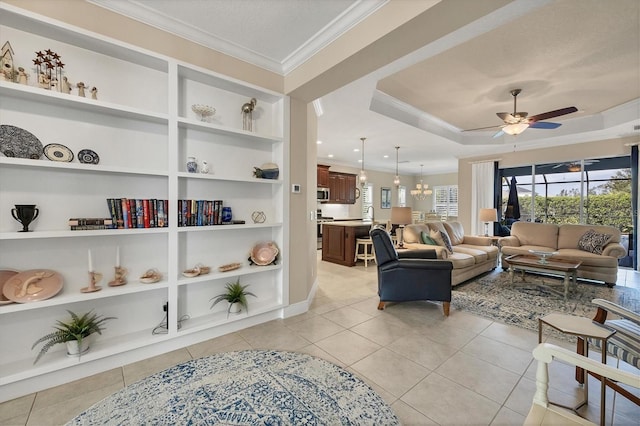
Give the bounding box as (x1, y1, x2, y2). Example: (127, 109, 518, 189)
(68, 350, 399, 425)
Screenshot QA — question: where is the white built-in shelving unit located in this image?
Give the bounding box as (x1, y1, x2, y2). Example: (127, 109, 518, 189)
(0, 3, 288, 400)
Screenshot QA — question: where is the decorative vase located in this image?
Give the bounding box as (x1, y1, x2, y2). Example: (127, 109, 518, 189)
(222, 206, 232, 223)
(186, 156, 198, 173)
(66, 338, 90, 357)
(229, 302, 241, 314)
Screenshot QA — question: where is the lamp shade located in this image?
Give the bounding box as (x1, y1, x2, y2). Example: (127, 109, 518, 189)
(479, 208, 498, 222)
(390, 207, 412, 225)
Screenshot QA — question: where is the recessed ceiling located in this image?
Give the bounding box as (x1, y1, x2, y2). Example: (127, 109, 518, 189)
(90, 0, 640, 176)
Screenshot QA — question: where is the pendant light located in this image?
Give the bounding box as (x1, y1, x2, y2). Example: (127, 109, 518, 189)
(411, 164, 432, 200)
(359, 137, 367, 187)
(393, 146, 400, 187)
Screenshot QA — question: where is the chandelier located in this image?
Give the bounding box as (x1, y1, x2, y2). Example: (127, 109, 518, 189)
(411, 164, 432, 200)
(393, 146, 400, 187)
(359, 137, 367, 187)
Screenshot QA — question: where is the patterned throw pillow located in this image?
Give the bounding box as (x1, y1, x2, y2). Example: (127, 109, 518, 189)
(578, 229, 612, 254)
(420, 231, 438, 245)
(430, 229, 453, 254)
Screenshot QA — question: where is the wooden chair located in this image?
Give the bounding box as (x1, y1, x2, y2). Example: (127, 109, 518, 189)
(525, 343, 639, 425)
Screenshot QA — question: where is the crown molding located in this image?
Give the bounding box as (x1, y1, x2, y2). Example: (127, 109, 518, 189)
(89, 0, 387, 76)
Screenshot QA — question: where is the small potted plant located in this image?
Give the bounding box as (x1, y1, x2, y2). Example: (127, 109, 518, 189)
(210, 279, 256, 316)
(32, 310, 115, 364)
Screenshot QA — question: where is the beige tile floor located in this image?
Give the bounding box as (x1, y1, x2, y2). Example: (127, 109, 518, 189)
(1, 258, 639, 425)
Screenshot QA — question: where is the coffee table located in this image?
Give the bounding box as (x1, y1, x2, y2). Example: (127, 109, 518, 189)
(505, 254, 582, 300)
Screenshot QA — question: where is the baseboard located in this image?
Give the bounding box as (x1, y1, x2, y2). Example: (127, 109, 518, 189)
(283, 276, 318, 318)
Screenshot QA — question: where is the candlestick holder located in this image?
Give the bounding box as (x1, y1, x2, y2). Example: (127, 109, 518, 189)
(108, 266, 128, 286)
(81, 271, 102, 293)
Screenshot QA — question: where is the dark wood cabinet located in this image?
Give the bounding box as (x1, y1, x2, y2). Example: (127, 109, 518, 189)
(317, 164, 330, 188)
(322, 223, 371, 266)
(327, 171, 356, 204)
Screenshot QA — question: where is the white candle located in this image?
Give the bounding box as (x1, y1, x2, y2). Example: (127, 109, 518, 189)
(116, 246, 120, 267)
(88, 249, 94, 272)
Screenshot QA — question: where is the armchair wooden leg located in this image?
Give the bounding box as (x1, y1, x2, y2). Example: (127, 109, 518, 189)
(378, 301, 385, 310)
(443, 302, 450, 317)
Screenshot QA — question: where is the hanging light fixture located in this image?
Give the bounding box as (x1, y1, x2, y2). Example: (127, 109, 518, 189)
(393, 146, 400, 187)
(411, 164, 432, 200)
(359, 137, 367, 187)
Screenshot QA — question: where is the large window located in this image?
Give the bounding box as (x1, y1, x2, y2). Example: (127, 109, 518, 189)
(500, 156, 633, 267)
(434, 185, 458, 219)
(361, 183, 373, 220)
(397, 185, 406, 207)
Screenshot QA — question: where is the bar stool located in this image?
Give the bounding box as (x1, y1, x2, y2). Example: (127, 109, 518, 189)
(354, 237, 376, 267)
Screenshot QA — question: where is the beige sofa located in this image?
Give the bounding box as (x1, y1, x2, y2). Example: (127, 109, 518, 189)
(403, 221, 499, 286)
(499, 222, 626, 286)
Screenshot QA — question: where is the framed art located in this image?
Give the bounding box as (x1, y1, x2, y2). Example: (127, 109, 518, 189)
(381, 187, 391, 209)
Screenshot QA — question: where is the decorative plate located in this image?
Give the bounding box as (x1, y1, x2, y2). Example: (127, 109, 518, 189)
(2, 269, 63, 303)
(250, 241, 279, 266)
(44, 143, 74, 162)
(0, 269, 20, 305)
(78, 149, 99, 164)
(0, 125, 43, 159)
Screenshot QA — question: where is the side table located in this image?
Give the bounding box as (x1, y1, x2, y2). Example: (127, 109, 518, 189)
(538, 313, 615, 425)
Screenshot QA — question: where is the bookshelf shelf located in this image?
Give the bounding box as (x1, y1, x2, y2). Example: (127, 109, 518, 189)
(0, 3, 287, 400)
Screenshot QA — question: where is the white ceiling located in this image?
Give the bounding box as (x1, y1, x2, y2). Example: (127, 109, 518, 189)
(90, 0, 640, 176)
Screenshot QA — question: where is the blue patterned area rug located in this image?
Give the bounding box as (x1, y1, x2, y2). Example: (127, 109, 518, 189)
(68, 350, 399, 425)
(452, 272, 640, 335)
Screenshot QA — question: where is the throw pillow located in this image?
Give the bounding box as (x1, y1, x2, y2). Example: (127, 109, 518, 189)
(420, 231, 438, 246)
(578, 229, 612, 255)
(430, 229, 453, 254)
(439, 230, 454, 254)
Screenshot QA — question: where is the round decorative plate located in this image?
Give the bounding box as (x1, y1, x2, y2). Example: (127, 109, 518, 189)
(0, 125, 43, 159)
(250, 241, 279, 266)
(78, 149, 99, 164)
(43, 143, 74, 162)
(0, 269, 20, 305)
(2, 269, 63, 303)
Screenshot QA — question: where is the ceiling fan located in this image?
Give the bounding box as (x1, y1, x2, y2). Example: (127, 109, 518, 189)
(464, 89, 578, 138)
(539, 159, 600, 171)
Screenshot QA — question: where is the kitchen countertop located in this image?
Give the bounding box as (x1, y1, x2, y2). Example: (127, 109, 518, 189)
(322, 220, 373, 227)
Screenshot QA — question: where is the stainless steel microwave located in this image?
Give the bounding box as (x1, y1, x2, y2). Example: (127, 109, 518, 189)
(317, 187, 330, 201)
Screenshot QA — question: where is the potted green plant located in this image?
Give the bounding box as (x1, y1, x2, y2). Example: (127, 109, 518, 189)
(210, 279, 256, 316)
(32, 310, 115, 364)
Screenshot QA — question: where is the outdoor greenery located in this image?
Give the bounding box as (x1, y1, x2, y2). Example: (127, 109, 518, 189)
(504, 168, 633, 233)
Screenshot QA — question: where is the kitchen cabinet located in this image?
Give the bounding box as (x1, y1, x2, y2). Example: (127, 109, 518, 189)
(317, 164, 330, 187)
(327, 172, 356, 204)
(321, 222, 371, 266)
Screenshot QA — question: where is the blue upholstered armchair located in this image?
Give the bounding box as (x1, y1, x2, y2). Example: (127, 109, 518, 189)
(370, 227, 453, 316)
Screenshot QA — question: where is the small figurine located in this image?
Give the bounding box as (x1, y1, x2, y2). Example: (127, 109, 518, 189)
(91, 86, 98, 100)
(241, 97, 257, 131)
(61, 76, 72, 94)
(200, 160, 210, 174)
(76, 81, 86, 97)
(17, 67, 28, 85)
(38, 71, 50, 89)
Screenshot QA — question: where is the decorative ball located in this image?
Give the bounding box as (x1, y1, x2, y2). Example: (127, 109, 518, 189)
(251, 211, 266, 223)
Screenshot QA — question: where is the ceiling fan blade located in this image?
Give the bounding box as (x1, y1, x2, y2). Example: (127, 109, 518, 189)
(529, 106, 578, 122)
(497, 112, 515, 122)
(552, 164, 564, 168)
(529, 121, 562, 129)
(492, 129, 505, 138)
(462, 124, 503, 132)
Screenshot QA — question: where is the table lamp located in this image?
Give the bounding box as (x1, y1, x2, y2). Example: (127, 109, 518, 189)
(391, 207, 412, 248)
(479, 208, 497, 237)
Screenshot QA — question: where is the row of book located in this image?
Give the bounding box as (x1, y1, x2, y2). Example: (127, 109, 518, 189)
(107, 198, 169, 229)
(178, 199, 228, 227)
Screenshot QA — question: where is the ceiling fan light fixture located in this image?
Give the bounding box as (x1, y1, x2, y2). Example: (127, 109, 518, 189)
(567, 164, 581, 172)
(503, 122, 529, 135)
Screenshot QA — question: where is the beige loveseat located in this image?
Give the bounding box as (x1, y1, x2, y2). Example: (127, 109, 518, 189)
(403, 221, 499, 286)
(499, 222, 626, 286)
